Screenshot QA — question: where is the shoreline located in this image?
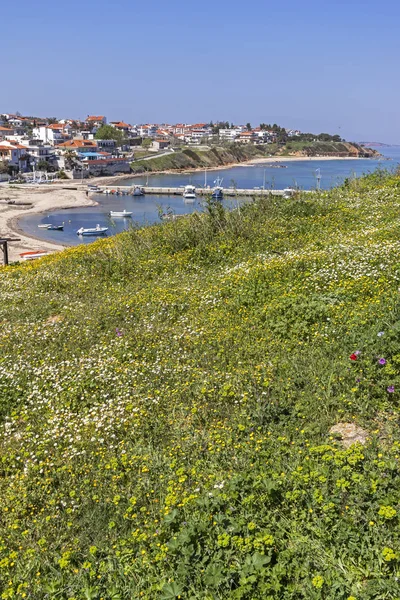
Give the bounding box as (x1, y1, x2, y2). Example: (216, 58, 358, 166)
(91, 154, 382, 186)
(0, 184, 96, 263)
(1, 154, 382, 263)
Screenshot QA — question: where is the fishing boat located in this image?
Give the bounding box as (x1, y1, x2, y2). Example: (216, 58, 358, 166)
(47, 225, 64, 231)
(183, 185, 196, 201)
(212, 177, 224, 200)
(76, 224, 108, 236)
(109, 210, 133, 218)
(133, 186, 144, 196)
(20, 250, 50, 261)
(38, 224, 51, 229)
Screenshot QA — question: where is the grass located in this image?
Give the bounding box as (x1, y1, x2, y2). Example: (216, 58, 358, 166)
(1, 171, 400, 598)
(130, 145, 268, 174)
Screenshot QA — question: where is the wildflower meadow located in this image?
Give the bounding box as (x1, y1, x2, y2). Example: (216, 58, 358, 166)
(1, 171, 400, 598)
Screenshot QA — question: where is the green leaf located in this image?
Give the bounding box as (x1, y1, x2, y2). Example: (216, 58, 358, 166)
(160, 582, 183, 599)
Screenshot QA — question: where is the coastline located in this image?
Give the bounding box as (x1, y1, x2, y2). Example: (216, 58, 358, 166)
(0, 184, 96, 263)
(91, 154, 381, 187)
(0, 154, 383, 263)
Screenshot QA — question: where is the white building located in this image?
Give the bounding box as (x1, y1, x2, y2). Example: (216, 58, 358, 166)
(33, 124, 71, 146)
(138, 125, 158, 138)
(219, 128, 242, 142)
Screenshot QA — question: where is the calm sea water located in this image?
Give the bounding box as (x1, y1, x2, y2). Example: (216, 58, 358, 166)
(19, 147, 400, 247)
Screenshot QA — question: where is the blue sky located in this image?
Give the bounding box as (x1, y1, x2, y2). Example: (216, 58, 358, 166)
(2, 0, 399, 142)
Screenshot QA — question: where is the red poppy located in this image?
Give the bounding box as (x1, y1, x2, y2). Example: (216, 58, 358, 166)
(350, 353, 358, 361)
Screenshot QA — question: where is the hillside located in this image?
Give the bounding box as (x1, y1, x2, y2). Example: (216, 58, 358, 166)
(130, 142, 379, 174)
(1, 171, 400, 598)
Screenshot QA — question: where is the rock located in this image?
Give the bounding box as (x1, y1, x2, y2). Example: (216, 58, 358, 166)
(329, 422, 368, 448)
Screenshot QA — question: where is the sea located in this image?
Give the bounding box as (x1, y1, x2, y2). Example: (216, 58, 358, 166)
(19, 147, 400, 247)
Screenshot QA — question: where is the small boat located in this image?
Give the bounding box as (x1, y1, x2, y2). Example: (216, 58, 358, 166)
(212, 177, 224, 199)
(109, 210, 133, 218)
(20, 250, 49, 261)
(38, 223, 51, 228)
(87, 185, 101, 192)
(183, 185, 196, 200)
(77, 224, 108, 236)
(283, 187, 296, 198)
(133, 186, 144, 196)
(47, 225, 64, 231)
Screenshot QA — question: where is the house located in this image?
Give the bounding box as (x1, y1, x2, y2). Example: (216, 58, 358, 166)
(0, 126, 14, 139)
(57, 139, 98, 153)
(138, 124, 158, 138)
(73, 157, 131, 177)
(19, 141, 57, 169)
(236, 131, 257, 144)
(110, 121, 131, 133)
(33, 124, 71, 146)
(85, 115, 107, 128)
(219, 128, 242, 142)
(96, 139, 116, 150)
(0, 142, 29, 171)
(151, 139, 171, 151)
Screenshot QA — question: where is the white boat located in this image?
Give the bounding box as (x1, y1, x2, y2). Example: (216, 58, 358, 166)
(38, 224, 52, 228)
(109, 210, 133, 217)
(87, 185, 101, 193)
(212, 177, 224, 199)
(283, 187, 296, 198)
(183, 185, 196, 200)
(77, 224, 108, 236)
(133, 186, 144, 196)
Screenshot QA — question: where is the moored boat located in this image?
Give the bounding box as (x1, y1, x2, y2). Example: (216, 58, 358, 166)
(212, 177, 224, 200)
(47, 225, 64, 231)
(38, 224, 52, 229)
(183, 185, 196, 201)
(20, 250, 50, 261)
(77, 224, 108, 236)
(133, 186, 144, 196)
(109, 210, 133, 217)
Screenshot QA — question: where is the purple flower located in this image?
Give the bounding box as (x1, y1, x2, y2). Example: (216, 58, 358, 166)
(355, 350, 361, 355)
(378, 331, 384, 337)
(387, 386, 395, 393)
(116, 328, 123, 337)
(378, 358, 386, 365)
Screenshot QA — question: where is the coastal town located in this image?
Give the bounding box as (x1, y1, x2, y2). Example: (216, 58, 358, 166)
(0, 111, 364, 179)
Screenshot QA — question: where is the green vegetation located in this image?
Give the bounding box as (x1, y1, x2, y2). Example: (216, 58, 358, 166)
(279, 140, 375, 157)
(130, 145, 271, 173)
(95, 125, 125, 144)
(2, 171, 400, 598)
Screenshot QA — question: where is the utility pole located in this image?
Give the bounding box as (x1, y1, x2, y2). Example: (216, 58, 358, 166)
(316, 168, 322, 191)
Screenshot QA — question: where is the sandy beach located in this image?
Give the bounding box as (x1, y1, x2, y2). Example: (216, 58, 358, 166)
(0, 183, 95, 263)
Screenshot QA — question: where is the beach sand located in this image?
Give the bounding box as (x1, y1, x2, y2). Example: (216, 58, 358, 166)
(0, 183, 95, 263)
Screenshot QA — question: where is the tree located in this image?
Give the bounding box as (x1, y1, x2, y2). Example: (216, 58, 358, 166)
(95, 125, 125, 144)
(0, 160, 9, 174)
(246, 122, 252, 131)
(37, 159, 50, 172)
(64, 150, 79, 170)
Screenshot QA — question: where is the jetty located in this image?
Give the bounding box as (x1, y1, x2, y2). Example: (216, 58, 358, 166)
(98, 186, 298, 197)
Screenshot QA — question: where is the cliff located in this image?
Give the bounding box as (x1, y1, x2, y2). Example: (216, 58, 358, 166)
(130, 142, 380, 174)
